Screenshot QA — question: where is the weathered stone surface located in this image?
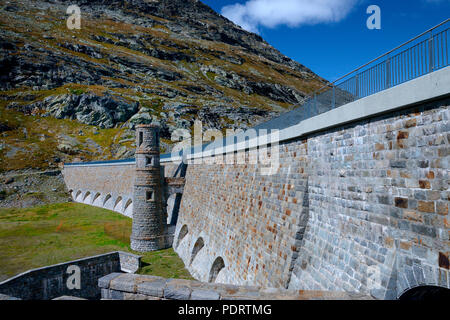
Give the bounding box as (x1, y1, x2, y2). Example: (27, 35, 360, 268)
(98, 273, 373, 300)
(118, 252, 142, 273)
(191, 289, 221, 300)
(98, 273, 122, 289)
(110, 273, 138, 292)
(0, 252, 134, 300)
(137, 277, 167, 298)
(164, 284, 192, 300)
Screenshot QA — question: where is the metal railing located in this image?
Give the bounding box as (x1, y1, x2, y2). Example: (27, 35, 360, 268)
(65, 20, 449, 165)
(302, 19, 449, 119)
(159, 20, 450, 162)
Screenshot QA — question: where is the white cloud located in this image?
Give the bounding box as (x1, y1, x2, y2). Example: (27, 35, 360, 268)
(221, 0, 359, 33)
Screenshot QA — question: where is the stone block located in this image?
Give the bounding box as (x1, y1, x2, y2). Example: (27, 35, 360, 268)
(436, 201, 448, 215)
(394, 197, 408, 208)
(417, 201, 435, 213)
(110, 274, 137, 293)
(164, 285, 191, 300)
(101, 288, 111, 300)
(191, 289, 221, 300)
(137, 278, 166, 298)
(98, 273, 122, 289)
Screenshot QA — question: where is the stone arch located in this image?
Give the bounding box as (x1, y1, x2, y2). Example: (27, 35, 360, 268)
(113, 196, 123, 212)
(396, 262, 450, 299)
(75, 190, 82, 201)
(124, 199, 133, 217)
(209, 257, 225, 283)
(82, 191, 91, 203)
(103, 194, 112, 207)
(92, 192, 101, 205)
(190, 237, 204, 265)
(399, 286, 450, 300)
(176, 224, 188, 248)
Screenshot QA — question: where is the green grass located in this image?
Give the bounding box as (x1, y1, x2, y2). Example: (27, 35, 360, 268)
(0, 203, 193, 281)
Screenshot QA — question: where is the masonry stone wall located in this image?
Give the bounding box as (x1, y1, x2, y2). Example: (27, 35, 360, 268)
(62, 159, 183, 219)
(0, 251, 141, 300)
(289, 97, 450, 299)
(174, 96, 450, 298)
(174, 139, 309, 288)
(63, 163, 135, 216)
(98, 273, 372, 300)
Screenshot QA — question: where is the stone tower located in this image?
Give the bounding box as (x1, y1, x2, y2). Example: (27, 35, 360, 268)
(131, 124, 167, 252)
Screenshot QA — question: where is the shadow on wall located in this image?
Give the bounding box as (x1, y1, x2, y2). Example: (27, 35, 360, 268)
(209, 257, 225, 283)
(175, 225, 188, 249)
(174, 162, 188, 177)
(190, 237, 205, 266)
(164, 161, 188, 226)
(167, 193, 183, 225)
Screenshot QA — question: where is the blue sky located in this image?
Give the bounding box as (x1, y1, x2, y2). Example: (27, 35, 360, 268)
(201, 0, 450, 81)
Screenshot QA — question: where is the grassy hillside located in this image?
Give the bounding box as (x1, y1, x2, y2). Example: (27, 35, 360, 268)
(0, 99, 132, 172)
(0, 0, 326, 172)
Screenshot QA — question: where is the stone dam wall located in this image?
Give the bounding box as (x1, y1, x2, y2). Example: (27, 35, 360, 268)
(62, 67, 450, 299)
(288, 99, 450, 299)
(63, 162, 136, 217)
(173, 68, 450, 299)
(62, 160, 182, 218)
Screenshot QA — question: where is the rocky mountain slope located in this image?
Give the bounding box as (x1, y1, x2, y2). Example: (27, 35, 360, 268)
(0, 0, 325, 173)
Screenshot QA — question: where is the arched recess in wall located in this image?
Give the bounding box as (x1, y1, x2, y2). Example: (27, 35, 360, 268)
(114, 196, 123, 211)
(103, 194, 112, 207)
(189, 237, 204, 265)
(208, 257, 225, 283)
(75, 190, 82, 201)
(83, 191, 91, 203)
(399, 286, 450, 300)
(124, 199, 133, 217)
(92, 192, 101, 205)
(175, 225, 188, 248)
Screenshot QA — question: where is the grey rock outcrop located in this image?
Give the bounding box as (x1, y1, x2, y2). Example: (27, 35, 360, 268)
(9, 94, 139, 129)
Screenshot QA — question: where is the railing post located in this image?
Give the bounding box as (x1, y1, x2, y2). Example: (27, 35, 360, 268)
(332, 86, 336, 109)
(355, 74, 359, 98)
(429, 31, 434, 72)
(446, 29, 448, 67)
(386, 58, 391, 89)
